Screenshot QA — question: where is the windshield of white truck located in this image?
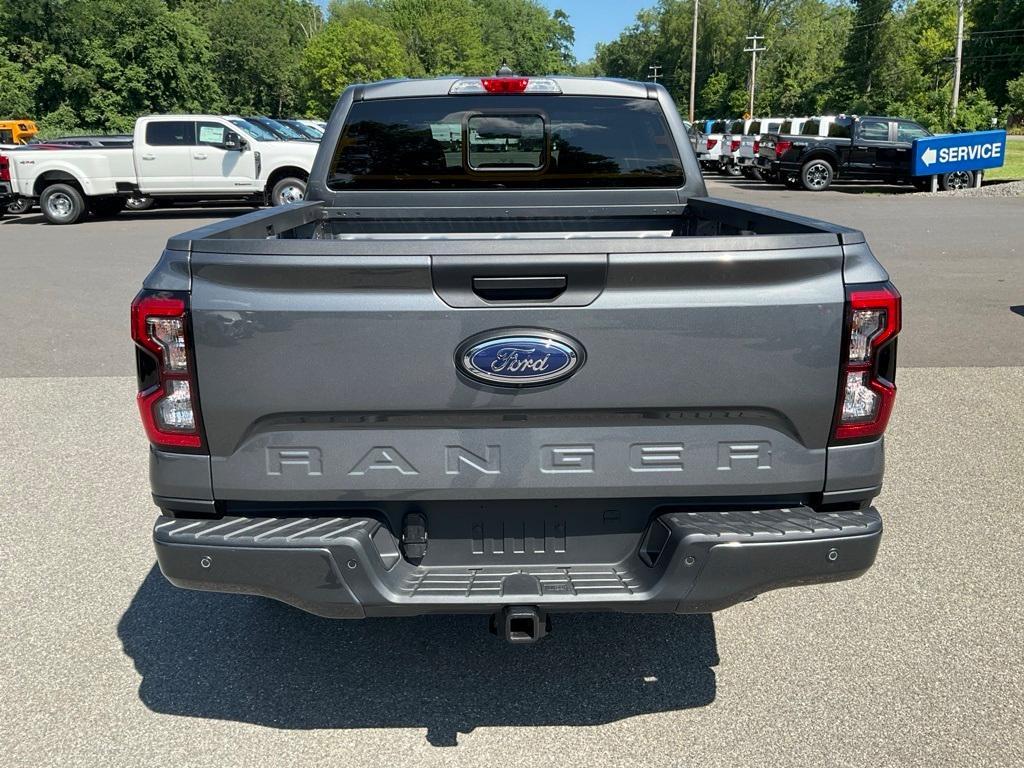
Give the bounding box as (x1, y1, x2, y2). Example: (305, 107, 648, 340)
(229, 119, 278, 142)
(257, 117, 307, 140)
(327, 95, 684, 190)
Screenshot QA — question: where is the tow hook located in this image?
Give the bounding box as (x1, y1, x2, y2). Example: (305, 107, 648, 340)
(490, 605, 550, 644)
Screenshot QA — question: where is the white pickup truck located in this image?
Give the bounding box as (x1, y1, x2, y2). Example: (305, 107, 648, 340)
(2, 114, 317, 224)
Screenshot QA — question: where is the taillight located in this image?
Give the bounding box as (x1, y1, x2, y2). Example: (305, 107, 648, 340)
(131, 290, 205, 450)
(752, 140, 760, 154)
(706, 138, 718, 150)
(0, 154, 9, 182)
(831, 283, 901, 443)
(449, 77, 561, 94)
(775, 140, 792, 156)
(730, 139, 741, 152)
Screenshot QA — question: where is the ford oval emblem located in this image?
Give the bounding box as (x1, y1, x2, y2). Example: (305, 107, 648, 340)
(456, 329, 584, 387)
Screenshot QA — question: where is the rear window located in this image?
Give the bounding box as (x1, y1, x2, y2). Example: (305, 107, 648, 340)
(828, 120, 853, 138)
(146, 121, 194, 146)
(748, 121, 761, 134)
(859, 119, 890, 141)
(328, 96, 684, 190)
(801, 120, 820, 136)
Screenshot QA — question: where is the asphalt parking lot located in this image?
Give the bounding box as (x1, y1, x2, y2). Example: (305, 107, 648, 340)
(1, 180, 1022, 767)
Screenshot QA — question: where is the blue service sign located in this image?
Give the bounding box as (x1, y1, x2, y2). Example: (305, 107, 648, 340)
(911, 130, 1007, 176)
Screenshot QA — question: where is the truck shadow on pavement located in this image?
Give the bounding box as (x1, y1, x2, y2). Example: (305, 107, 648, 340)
(118, 565, 719, 746)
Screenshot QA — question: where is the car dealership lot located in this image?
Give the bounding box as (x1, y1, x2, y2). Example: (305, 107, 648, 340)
(1, 183, 1022, 767)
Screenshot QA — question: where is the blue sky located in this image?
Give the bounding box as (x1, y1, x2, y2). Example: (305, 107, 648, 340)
(539, 0, 649, 61)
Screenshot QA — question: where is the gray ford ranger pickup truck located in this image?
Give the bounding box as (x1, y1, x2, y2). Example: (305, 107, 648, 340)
(135, 76, 899, 642)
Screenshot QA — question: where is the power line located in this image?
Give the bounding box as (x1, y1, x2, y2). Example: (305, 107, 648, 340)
(966, 27, 1024, 36)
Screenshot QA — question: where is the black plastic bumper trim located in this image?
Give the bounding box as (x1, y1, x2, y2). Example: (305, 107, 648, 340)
(153, 506, 881, 618)
(153, 495, 219, 517)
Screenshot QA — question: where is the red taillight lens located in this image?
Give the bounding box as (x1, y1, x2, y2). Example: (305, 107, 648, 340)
(706, 138, 718, 150)
(481, 77, 530, 93)
(131, 291, 205, 450)
(752, 140, 760, 154)
(832, 283, 901, 443)
(0, 155, 9, 182)
(775, 140, 792, 156)
(730, 139, 741, 152)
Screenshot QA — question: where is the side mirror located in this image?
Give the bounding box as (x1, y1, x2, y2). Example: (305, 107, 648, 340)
(223, 132, 243, 151)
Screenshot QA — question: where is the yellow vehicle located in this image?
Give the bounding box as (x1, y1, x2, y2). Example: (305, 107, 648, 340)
(0, 120, 39, 145)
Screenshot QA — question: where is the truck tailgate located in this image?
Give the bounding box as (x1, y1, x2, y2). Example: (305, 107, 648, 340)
(189, 240, 845, 501)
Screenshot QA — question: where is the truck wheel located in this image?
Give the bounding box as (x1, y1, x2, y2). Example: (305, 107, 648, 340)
(271, 177, 306, 206)
(125, 194, 155, 211)
(40, 184, 86, 225)
(89, 197, 126, 218)
(6, 196, 33, 215)
(801, 159, 833, 191)
(723, 162, 742, 177)
(940, 170, 974, 191)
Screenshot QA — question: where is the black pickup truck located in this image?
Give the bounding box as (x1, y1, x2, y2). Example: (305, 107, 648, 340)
(758, 115, 976, 191)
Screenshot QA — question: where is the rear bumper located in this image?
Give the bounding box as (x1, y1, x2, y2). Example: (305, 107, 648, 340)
(0, 181, 13, 206)
(154, 506, 881, 618)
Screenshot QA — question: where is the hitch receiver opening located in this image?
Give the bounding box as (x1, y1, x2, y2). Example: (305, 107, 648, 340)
(491, 605, 550, 643)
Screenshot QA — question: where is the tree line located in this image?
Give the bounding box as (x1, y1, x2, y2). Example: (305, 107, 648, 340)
(596, 0, 1024, 131)
(0, 0, 1021, 137)
(0, 0, 574, 134)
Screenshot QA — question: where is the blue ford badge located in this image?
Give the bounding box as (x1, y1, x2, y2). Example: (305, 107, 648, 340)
(456, 329, 584, 387)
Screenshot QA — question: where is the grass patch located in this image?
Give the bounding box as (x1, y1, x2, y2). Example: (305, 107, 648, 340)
(987, 139, 1024, 180)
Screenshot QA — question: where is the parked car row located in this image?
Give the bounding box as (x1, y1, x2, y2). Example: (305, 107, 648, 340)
(0, 114, 328, 223)
(693, 113, 975, 192)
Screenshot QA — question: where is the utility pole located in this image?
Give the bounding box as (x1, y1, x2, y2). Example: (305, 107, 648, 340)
(648, 64, 662, 84)
(689, 0, 699, 122)
(952, 0, 965, 121)
(744, 34, 766, 117)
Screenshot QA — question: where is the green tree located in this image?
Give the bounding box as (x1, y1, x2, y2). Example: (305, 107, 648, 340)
(0, 37, 38, 118)
(967, 0, 1024, 105)
(1007, 73, 1024, 126)
(476, 0, 575, 73)
(301, 17, 409, 115)
(206, 0, 316, 115)
(0, 0, 221, 129)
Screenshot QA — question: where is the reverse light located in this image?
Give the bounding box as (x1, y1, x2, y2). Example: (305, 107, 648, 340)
(449, 77, 561, 95)
(832, 283, 901, 442)
(131, 291, 204, 450)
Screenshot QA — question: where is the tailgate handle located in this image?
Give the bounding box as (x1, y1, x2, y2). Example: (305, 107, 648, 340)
(472, 276, 567, 302)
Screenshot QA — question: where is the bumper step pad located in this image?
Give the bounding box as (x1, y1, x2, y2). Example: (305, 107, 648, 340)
(154, 506, 881, 618)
